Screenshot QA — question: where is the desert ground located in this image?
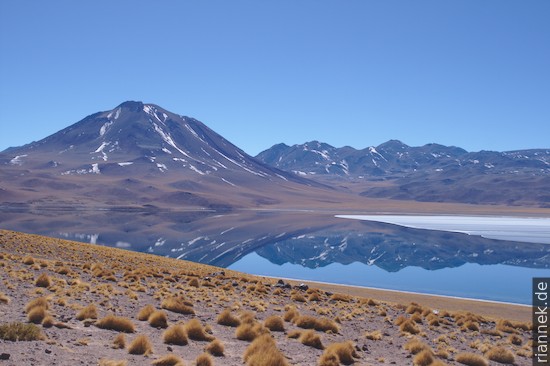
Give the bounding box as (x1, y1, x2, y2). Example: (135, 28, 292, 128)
(0, 229, 533, 365)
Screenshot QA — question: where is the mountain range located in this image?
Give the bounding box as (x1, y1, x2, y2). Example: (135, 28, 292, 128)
(1, 101, 549, 209)
(256, 140, 550, 207)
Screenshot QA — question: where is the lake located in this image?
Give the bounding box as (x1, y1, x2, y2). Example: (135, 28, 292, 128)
(1, 209, 548, 304)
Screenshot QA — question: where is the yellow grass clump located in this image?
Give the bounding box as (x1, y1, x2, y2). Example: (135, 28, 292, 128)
(151, 354, 185, 366)
(137, 304, 156, 321)
(413, 349, 435, 366)
(128, 334, 153, 355)
(148, 310, 169, 328)
(163, 324, 188, 345)
(235, 322, 268, 342)
(98, 360, 128, 366)
(298, 329, 324, 349)
(76, 304, 98, 321)
(321, 342, 358, 365)
(264, 315, 285, 332)
(485, 346, 515, 364)
(195, 353, 213, 366)
(27, 306, 47, 324)
(96, 315, 136, 333)
(205, 339, 225, 356)
(0, 291, 10, 304)
(185, 318, 214, 341)
(0, 322, 44, 341)
(217, 308, 241, 327)
(112, 333, 126, 349)
(35, 273, 52, 287)
(243, 334, 289, 366)
(455, 352, 489, 366)
(161, 297, 195, 315)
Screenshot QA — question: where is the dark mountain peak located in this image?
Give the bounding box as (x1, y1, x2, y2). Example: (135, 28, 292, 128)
(117, 100, 145, 112)
(377, 139, 409, 150)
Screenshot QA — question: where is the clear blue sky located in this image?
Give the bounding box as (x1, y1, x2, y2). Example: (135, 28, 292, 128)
(1, 1, 549, 155)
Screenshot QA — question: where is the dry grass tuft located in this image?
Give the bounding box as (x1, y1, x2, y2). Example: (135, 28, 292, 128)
(264, 315, 285, 332)
(27, 306, 47, 324)
(485, 346, 515, 364)
(161, 297, 195, 315)
(0, 322, 44, 341)
(400, 319, 420, 334)
(151, 354, 185, 366)
(283, 306, 300, 322)
(455, 352, 489, 366)
(148, 310, 169, 328)
(25, 296, 49, 313)
(243, 334, 289, 366)
(235, 322, 268, 342)
(35, 273, 51, 287)
(112, 333, 126, 349)
(137, 304, 156, 321)
(185, 318, 214, 341)
(217, 308, 241, 327)
(404, 338, 431, 355)
(413, 349, 435, 366)
(365, 330, 383, 340)
(321, 342, 358, 365)
(98, 360, 128, 366)
(195, 353, 213, 366)
(0, 291, 10, 304)
(76, 304, 98, 321)
(96, 315, 136, 333)
(128, 334, 153, 355)
(205, 339, 225, 356)
(163, 324, 188, 346)
(318, 351, 340, 366)
(298, 329, 324, 349)
(294, 315, 338, 333)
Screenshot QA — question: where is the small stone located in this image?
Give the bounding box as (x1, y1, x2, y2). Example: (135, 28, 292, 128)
(167, 346, 173, 352)
(45, 349, 52, 354)
(0, 353, 10, 360)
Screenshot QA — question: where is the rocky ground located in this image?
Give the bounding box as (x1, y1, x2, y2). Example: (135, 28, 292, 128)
(0, 229, 533, 365)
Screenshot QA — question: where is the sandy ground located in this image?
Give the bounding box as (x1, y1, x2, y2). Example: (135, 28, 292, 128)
(0, 230, 534, 365)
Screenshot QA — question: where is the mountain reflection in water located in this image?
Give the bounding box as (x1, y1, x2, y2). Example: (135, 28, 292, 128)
(1, 209, 548, 303)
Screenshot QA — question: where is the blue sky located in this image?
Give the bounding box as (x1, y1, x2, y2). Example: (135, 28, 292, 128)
(1, 1, 548, 155)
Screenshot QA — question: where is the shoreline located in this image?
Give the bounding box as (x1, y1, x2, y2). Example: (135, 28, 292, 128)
(268, 276, 532, 323)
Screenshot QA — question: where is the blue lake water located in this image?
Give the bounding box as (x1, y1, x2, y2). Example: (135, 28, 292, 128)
(1, 210, 548, 304)
(229, 252, 547, 304)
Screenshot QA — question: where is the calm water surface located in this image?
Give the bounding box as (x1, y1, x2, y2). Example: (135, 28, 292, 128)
(1, 209, 548, 304)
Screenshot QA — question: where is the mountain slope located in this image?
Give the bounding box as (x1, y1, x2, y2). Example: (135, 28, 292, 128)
(256, 140, 550, 206)
(0, 101, 333, 209)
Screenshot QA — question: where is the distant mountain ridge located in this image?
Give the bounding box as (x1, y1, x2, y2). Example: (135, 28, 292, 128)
(0, 101, 332, 209)
(256, 140, 550, 206)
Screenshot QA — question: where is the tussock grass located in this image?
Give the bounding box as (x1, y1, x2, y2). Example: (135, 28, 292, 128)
(137, 304, 156, 321)
(0, 322, 44, 341)
(163, 324, 188, 345)
(264, 315, 285, 332)
(330, 293, 351, 302)
(294, 315, 338, 333)
(321, 342, 358, 365)
(217, 308, 240, 327)
(112, 333, 126, 349)
(151, 354, 185, 366)
(28, 306, 47, 324)
(98, 360, 128, 366)
(283, 306, 300, 322)
(161, 297, 195, 315)
(455, 352, 489, 366)
(399, 319, 420, 334)
(148, 310, 168, 328)
(365, 330, 383, 340)
(413, 349, 435, 366)
(205, 339, 225, 356)
(185, 318, 214, 341)
(485, 346, 515, 364)
(243, 334, 289, 366)
(298, 329, 324, 349)
(35, 273, 51, 287)
(404, 338, 431, 354)
(25, 296, 49, 313)
(76, 304, 98, 321)
(0, 291, 10, 304)
(236, 322, 268, 341)
(195, 353, 213, 366)
(128, 334, 153, 355)
(96, 315, 136, 333)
